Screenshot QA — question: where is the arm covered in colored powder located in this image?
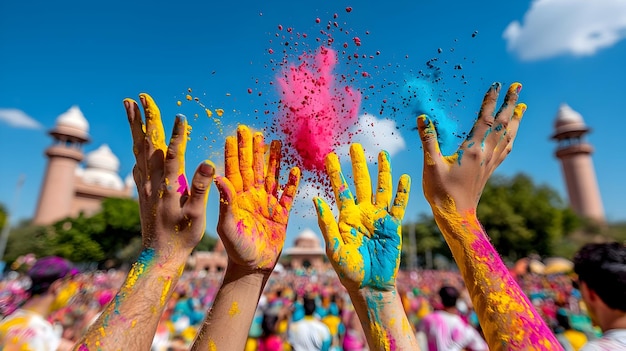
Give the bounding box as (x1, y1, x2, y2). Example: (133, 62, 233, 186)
(417, 82, 562, 350)
(74, 94, 215, 350)
(192, 125, 300, 350)
(314, 143, 418, 351)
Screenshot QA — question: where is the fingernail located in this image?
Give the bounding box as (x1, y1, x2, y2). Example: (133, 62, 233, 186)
(514, 103, 527, 119)
(418, 114, 430, 126)
(123, 99, 130, 109)
(491, 82, 501, 91)
(199, 160, 215, 176)
(510, 82, 522, 94)
(176, 113, 187, 123)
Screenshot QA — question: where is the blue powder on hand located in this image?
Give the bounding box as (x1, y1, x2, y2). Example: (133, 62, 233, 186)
(402, 77, 459, 156)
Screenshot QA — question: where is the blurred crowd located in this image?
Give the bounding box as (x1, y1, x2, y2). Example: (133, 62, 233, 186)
(0, 255, 599, 351)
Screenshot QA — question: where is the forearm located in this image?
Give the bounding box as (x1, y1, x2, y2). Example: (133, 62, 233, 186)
(431, 204, 561, 350)
(192, 262, 269, 351)
(74, 248, 187, 350)
(349, 288, 418, 351)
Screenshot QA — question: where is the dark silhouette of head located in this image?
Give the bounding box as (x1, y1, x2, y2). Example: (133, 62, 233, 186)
(303, 295, 317, 316)
(27, 256, 74, 295)
(573, 242, 626, 312)
(439, 286, 460, 308)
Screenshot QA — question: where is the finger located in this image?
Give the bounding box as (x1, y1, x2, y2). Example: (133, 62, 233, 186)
(265, 140, 282, 197)
(184, 161, 215, 220)
(325, 152, 355, 210)
(477, 82, 501, 129)
(490, 83, 522, 150)
(374, 150, 393, 210)
(139, 93, 166, 183)
(350, 144, 372, 205)
(139, 93, 167, 154)
(417, 115, 442, 168)
(224, 136, 243, 193)
(237, 125, 254, 191)
(279, 167, 301, 212)
(313, 197, 343, 255)
(124, 98, 146, 170)
(390, 175, 411, 220)
(252, 132, 266, 188)
(495, 103, 526, 168)
(164, 114, 189, 197)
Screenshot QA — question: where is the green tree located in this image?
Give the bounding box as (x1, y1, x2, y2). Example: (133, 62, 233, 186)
(5, 224, 54, 263)
(195, 234, 218, 252)
(89, 197, 141, 260)
(0, 203, 7, 231)
(402, 173, 580, 266)
(477, 173, 579, 260)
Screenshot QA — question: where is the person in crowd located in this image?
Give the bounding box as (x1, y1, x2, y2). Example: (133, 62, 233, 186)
(0, 256, 77, 350)
(555, 308, 588, 351)
(419, 286, 488, 351)
(288, 295, 332, 351)
(573, 242, 626, 350)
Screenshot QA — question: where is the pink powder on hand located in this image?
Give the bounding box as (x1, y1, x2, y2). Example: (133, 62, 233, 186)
(276, 46, 361, 172)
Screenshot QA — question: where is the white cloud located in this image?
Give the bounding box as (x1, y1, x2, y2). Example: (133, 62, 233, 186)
(337, 113, 406, 162)
(503, 0, 626, 61)
(0, 108, 43, 129)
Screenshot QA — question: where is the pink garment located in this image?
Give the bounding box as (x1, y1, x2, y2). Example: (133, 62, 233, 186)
(343, 329, 366, 351)
(258, 334, 284, 351)
(419, 310, 488, 351)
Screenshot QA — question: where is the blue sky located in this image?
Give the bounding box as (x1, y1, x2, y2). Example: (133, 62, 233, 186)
(1, 0, 625, 249)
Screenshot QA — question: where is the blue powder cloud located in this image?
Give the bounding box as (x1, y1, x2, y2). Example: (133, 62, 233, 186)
(402, 77, 459, 156)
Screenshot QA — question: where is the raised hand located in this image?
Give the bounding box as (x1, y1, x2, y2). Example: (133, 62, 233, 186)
(314, 143, 410, 292)
(419, 82, 525, 213)
(75, 93, 214, 350)
(127, 93, 214, 255)
(417, 83, 562, 350)
(313, 143, 417, 351)
(192, 125, 300, 351)
(214, 125, 300, 272)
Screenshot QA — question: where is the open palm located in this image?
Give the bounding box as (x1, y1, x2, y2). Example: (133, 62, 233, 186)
(315, 144, 410, 292)
(215, 126, 300, 272)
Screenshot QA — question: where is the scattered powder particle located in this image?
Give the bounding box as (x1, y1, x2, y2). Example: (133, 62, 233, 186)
(248, 88, 253, 94)
(177, 101, 182, 106)
(205, 109, 213, 117)
(346, 7, 352, 12)
(215, 109, 224, 117)
(353, 37, 361, 46)
(186, 94, 192, 101)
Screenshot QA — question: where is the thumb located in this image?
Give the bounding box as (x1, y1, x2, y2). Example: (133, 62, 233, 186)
(313, 197, 342, 255)
(184, 160, 215, 219)
(417, 114, 441, 163)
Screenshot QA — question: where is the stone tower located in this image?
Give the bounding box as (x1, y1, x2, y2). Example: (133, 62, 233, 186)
(33, 106, 90, 225)
(551, 104, 605, 224)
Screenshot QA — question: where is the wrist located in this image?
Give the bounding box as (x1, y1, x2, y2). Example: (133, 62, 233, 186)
(223, 259, 272, 285)
(349, 286, 399, 307)
(136, 247, 190, 276)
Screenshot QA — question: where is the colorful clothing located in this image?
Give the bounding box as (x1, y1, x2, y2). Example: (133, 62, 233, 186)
(288, 316, 331, 351)
(419, 310, 488, 351)
(0, 309, 62, 351)
(581, 329, 626, 351)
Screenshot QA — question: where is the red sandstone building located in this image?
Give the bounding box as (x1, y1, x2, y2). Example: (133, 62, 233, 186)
(33, 106, 133, 225)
